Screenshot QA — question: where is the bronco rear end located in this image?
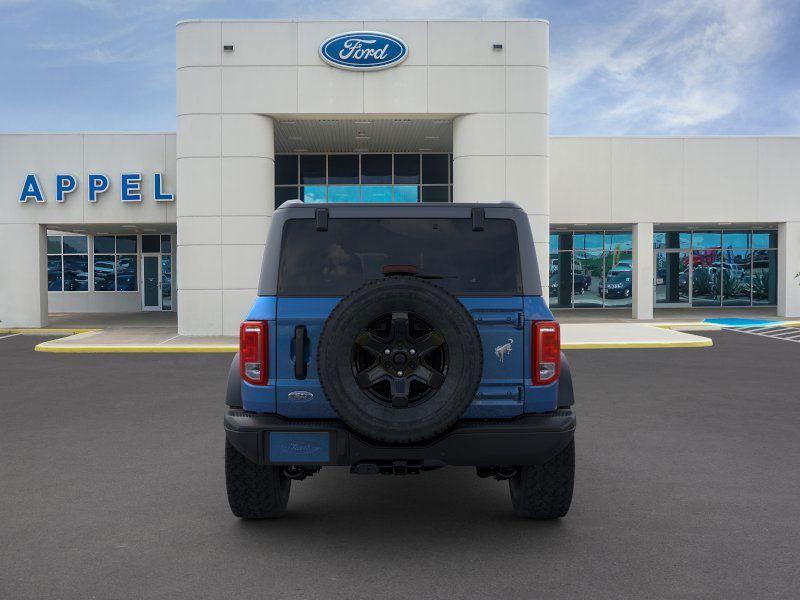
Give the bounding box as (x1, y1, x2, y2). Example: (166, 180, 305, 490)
(224, 201, 575, 519)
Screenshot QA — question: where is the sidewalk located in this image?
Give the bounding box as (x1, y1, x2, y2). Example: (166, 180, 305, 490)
(1, 311, 718, 353)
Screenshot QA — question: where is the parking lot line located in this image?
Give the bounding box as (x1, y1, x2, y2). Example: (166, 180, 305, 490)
(0, 333, 21, 341)
(725, 325, 800, 343)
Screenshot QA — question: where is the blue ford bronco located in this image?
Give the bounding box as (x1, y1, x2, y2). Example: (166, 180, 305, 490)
(224, 201, 575, 519)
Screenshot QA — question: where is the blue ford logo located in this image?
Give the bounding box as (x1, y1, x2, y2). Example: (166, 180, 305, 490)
(319, 31, 408, 71)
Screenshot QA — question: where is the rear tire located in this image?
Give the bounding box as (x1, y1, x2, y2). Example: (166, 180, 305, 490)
(225, 439, 290, 519)
(509, 440, 574, 519)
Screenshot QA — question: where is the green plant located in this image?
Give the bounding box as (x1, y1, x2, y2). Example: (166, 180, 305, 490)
(722, 270, 747, 299)
(752, 271, 773, 301)
(692, 267, 718, 298)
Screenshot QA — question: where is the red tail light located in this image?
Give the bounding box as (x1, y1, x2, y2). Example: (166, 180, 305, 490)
(240, 321, 268, 385)
(532, 321, 560, 385)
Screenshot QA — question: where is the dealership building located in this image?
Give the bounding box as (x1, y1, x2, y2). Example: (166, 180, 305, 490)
(1, 19, 799, 335)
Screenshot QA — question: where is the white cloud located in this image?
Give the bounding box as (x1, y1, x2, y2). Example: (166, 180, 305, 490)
(551, 0, 791, 133)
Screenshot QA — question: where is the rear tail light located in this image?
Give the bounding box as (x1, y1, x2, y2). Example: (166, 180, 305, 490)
(240, 321, 268, 385)
(532, 321, 560, 385)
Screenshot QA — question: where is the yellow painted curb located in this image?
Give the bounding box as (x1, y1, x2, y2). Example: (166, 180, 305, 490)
(652, 323, 721, 331)
(35, 343, 237, 353)
(563, 339, 713, 350)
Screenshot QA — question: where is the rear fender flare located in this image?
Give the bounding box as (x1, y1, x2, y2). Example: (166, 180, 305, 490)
(226, 352, 242, 408)
(557, 352, 574, 408)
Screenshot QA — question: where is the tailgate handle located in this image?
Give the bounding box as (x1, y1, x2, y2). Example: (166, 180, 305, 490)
(293, 326, 308, 380)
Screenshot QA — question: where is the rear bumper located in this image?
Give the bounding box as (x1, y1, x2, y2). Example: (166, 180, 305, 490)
(224, 410, 575, 468)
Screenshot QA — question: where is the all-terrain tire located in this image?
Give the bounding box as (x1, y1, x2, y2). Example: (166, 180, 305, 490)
(317, 276, 483, 443)
(225, 439, 290, 519)
(509, 440, 574, 519)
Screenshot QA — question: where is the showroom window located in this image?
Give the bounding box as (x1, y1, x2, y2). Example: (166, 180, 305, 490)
(274, 153, 453, 208)
(654, 229, 777, 307)
(549, 231, 633, 309)
(47, 235, 89, 292)
(93, 235, 138, 292)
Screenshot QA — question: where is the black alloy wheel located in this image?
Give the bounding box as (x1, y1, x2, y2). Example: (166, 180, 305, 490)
(352, 311, 447, 408)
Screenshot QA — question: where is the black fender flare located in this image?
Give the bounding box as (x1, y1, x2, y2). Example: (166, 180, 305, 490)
(226, 352, 242, 408)
(557, 351, 574, 408)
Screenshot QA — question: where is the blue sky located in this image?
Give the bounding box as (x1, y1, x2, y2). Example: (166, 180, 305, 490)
(1, 0, 798, 135)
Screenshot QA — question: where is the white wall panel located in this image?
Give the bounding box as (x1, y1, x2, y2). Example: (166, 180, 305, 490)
(550, 138, 612, 223)
(505, 21, 549, 67)
(364, 66, 428, 114)
(221, 67, 298, 114)
(610, 138, 683, 223)
(427, 21, 505, 66)
(428, 67, 505, 114)
(506, 66, 548, 114)
(178, 244, 221, 290)
(177, 114, 221, 158)
(175, 158, 221, 217)
(176, 21, 221, 68)
(177, 216, 221, 246)
(221, 114, 274, 158)
(221, 21, 298, 66)
(220, 157, 273, 216)
(297, 67, 364, 113)
(758, 138, 800, 222)
(176, 67, 221, 115)
(683, 138, 758, 222)
(363, 21, 428, 66)
(221, 215, 270, 246)
(221, 244, 264, 289)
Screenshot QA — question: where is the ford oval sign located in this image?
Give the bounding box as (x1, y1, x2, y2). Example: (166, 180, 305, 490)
(319, 31, 408, 71)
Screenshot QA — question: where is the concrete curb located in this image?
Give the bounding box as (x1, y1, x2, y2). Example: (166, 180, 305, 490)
(563, 338, 713, 350)
(0, 328, 101, 335)
(35, 343, 237, 353)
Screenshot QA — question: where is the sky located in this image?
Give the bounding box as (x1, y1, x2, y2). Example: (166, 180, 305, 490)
(0, 0, 798, 135)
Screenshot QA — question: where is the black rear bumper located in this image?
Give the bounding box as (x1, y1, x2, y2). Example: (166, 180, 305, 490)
(224, 410, 575, 468)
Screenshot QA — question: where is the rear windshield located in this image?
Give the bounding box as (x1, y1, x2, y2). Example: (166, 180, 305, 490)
(277, 217, 522, 296)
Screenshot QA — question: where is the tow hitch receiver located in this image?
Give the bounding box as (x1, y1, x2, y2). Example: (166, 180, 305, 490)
(350, 460, 445, 475)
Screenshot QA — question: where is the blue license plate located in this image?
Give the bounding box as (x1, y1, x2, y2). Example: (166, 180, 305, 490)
(269, 432, 330, 463)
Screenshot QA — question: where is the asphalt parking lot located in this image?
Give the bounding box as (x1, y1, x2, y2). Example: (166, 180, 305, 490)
(1, 332, 799, 599)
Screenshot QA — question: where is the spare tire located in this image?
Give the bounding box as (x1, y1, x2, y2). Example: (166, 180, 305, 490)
(317, 276, 482, 443)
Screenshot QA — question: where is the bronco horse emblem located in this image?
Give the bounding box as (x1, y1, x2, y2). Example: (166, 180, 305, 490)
(494, 338, 514, 363)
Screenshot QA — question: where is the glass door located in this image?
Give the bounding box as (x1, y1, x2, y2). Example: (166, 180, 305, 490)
(142, 255, 161, 311)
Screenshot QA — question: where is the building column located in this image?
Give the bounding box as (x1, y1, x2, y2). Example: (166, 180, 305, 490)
(632, 222, 654, 320)
(0, 224, 47, 328)
(177, 113, 274, 336)
(453, 113, 549, 296)
(778, 221, 800, 318)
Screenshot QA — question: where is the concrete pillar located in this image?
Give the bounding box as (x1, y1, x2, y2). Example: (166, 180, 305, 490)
(177, 114, 274, 336)
(0, 224, 47, 327)
(778, 221, 800, 318)
(632, 222, 654, 320)
(453, 113, 549, 296)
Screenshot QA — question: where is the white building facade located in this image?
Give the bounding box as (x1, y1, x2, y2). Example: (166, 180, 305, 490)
(1, 19, 798, 333)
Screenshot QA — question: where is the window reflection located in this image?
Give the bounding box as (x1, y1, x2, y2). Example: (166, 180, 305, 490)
(653, 229, 777, 307)
(752, 249, 777, 305)
(655, 251, 690, 305)
(573, 250, 603, 307)
(275, 153, 453, 207)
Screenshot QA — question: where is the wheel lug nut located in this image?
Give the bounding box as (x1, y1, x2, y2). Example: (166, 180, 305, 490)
(384, 348, 391, 355)
(409, 349, 416, 355)
(397, 370, 404, 376)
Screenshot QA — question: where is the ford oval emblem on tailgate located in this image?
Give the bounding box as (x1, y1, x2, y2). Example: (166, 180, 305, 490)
(319, 31, 408, 71)
(288, 390, 314, 402)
